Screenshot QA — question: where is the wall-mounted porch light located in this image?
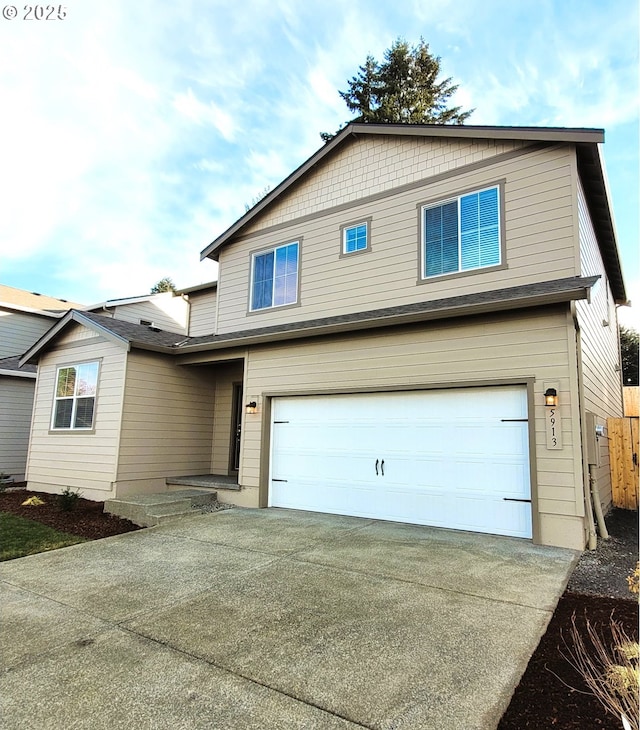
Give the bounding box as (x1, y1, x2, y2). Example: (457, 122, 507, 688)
(544, 388, 558, 407)
(245, 401, 257, 415)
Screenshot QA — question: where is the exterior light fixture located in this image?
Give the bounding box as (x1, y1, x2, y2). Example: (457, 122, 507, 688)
(544, 388, 558, 407)
(245, 401, 257, 415)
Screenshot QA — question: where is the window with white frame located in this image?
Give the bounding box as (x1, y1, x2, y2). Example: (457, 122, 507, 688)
(251, 241, 299, 311)
(51, 361, 100, 430)
(343, 222, 368, 254)
(422, 186, 500, 278)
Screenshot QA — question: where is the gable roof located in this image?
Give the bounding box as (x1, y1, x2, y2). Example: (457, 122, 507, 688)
(200, 122, 626, 303)
(19, 310, 190, 365)
(177, 281, 218, 295)
(0, 356, 37, 378)
(0, 284, 83, 312)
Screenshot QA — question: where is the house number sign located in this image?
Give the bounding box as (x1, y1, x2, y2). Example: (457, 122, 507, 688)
(545, 407, 562, 449)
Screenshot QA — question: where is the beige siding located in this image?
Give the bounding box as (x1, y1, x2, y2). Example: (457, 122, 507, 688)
(0, 376, 35, 480)
(0, 309, 56, 357)
(217, 142, 578, 334)
(210, 362, 243, 474)
(244, 136, 529, 232)
(188, 289, 218, 336)
(239, 307, 585, 549)
(114, 352, 217, 495)
(575, 177, 624, 510)
(26, 327, 127, 500)
(110, 294, 189, 334)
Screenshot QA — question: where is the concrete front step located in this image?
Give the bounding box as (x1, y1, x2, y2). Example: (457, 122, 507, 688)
(166, 474, 241, 491)
(104, 489, 219, 527)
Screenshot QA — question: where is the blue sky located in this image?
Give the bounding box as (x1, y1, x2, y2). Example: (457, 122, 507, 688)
(0, 0, 638, 324)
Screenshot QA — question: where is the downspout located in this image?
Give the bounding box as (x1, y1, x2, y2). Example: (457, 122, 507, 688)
(589, 464, 609, 539)
(572, 306, 598, 549)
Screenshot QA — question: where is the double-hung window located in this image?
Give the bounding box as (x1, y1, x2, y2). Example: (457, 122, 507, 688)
(251, 241, 299, 311)
(52, 361, 99, 430)
(423, 186, 501, 278)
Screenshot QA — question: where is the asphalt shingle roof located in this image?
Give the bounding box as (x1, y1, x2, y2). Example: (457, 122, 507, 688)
(0, 356, 37, 374)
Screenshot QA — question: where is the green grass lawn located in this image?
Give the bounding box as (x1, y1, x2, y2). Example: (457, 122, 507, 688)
(0, 512, 86, 561)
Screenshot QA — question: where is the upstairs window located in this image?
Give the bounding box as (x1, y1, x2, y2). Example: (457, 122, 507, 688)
(251, 241, 299, 311)
(422, 186, 500, 278)
(343, 222, 368, 254)
(52, 361, 100, 430)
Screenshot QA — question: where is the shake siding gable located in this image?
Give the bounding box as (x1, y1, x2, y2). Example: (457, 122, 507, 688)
(575, 176, 624, 509)
(216, 142, 578, 334)
(26, 326, 127, 499)
(242, 136, 530, 233)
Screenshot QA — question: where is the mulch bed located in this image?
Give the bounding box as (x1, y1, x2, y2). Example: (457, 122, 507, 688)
(1, 487, 637, 728)
(498, 592, 638, 729)
(0, 486, 141, 540)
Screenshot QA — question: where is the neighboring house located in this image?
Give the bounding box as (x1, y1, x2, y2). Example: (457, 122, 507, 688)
(0, 286, 83, 480)
(85, 290, 192, 335)
(20, 123, 628, 551)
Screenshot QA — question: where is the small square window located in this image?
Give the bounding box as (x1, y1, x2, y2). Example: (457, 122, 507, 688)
(341, 219, 371, 256)
(344, 223, 367, 253)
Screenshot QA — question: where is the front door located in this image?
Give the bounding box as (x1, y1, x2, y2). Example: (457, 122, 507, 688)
(230, 383, 243, 473)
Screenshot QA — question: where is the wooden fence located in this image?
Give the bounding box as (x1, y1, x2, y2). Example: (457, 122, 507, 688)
(607, 417, 639, 510)
(623, 387, 639, 417)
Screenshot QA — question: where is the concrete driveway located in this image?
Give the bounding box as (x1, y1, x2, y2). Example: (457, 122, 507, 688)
(1, 508, 578, 729)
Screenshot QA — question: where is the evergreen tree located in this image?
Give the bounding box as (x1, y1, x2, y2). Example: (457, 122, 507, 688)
(620, 325, 639, 386)
(150, 277, 177, 294)
(323, 38, 472, 140)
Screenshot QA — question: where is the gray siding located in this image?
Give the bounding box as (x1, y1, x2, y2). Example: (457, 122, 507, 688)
(575, 176, 624, 509)
(0, 376, 35, 480)
(216, 141, 578, 334)
(0, 309, 56, 358)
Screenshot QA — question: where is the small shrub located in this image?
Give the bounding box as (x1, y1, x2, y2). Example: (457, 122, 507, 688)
(58, 487, 83, 512)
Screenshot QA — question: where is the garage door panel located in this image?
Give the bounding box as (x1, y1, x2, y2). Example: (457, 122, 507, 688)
(270, 387, 532, 539)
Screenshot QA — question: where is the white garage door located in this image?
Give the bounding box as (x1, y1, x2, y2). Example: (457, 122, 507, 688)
(269, 386, 532, 538)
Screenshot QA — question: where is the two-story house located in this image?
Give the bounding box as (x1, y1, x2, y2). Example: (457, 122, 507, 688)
(20, 123, 628, 550)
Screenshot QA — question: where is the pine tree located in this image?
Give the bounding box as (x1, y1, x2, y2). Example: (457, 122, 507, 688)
(322, 38, 472, 141)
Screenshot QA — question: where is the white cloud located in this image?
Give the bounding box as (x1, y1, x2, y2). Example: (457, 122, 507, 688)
(0, 0, 637, 305)
(173, 89, 236, 141)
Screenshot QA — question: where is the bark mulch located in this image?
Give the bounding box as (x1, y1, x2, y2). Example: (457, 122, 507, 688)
(1, 487, 637, 728)
(499, 508, 638, 730)
(0, 486, 141, 539)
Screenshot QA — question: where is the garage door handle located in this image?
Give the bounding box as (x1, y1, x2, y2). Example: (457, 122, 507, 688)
(380, 459, 384, 476)
(503, 498, 531, 503)
(375, 459, 379, 475)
